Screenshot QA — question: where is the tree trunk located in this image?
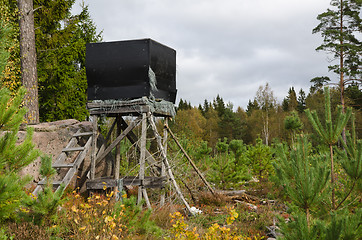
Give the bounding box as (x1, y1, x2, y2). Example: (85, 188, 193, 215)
(340, 0, 346, 142)
(18, 0, 39, 124)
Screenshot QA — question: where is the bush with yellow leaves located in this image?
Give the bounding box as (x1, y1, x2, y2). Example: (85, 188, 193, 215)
(48, 190, 162, 239)
(166, 207, 264, 240)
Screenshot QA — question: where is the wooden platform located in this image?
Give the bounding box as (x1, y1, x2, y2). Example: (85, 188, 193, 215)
(87, 97, 176, 117)
(86, 176, 166, 190)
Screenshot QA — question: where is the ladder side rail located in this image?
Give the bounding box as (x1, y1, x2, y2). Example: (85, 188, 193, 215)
(55, 135, 93, 192)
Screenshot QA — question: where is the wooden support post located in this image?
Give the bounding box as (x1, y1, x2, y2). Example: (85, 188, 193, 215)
(138, 113, 151, 209)
(90, 115, 98, 180)
(160, 118, 168, 206)
(148, 115, 193, 215)
(165, 124, 216, 196)
(114, 116, 121, 179)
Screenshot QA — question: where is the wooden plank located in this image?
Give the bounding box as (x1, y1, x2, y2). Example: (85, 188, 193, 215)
(62, 147, 85, 152)
(166, 124, 216, 196)
(86, 176, 166, 190)
(38, 180, 62, 185)
(73, 132, 93, 137)
(54, 129, 81, 164)
(88, 106, 150, 115)
(87, 98, 148, 108)
(52, 163, 74, 168)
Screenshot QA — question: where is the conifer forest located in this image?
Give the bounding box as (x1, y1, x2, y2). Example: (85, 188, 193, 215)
(0, 0, 361, 239)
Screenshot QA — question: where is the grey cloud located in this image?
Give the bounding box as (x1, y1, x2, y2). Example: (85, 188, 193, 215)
(73, 0, 333, 108)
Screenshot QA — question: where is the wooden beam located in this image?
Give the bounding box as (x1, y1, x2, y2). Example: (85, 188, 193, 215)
(138, 113, 150, 208)
(119, 117, 161, 174)
(148, 115, 193, 215)
(94, 116, 141, 165)
(166, 124, 216, 196)
(114, 116, 121, 179)
(90, 116, 98, 180)
(96, 118, 117, 160)
(86, 176, 166, 189)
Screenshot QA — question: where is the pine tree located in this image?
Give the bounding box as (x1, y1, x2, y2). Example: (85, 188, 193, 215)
(273, 136, 330, 226)
(246, 137, 274, 179)
(305, 87, 352, 209)
(22, 155, 65, 225)
(335, 113, 361, 209)
(284, 111, 303, 145)
(313, 0, 361, 112)
(0, 87, 40, 222)
(18, 0, 39, 124)
(0, 20, 41, 221)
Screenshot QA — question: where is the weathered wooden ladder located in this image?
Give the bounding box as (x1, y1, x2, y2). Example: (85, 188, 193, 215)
(32, 130, 93, 196)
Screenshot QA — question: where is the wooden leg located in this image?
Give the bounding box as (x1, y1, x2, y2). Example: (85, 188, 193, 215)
(90, 115, 98, 180)
(114, 116, 121, 180)
(114, 116, 122, 197)
(138, 113, 147, 206)
(160, 118, 168, 206)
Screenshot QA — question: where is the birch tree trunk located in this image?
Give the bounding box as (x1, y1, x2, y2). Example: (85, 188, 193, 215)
(18, 0, 39, 124)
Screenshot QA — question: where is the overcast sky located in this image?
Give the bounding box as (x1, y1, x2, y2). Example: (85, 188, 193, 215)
(72, 0, 335, 109)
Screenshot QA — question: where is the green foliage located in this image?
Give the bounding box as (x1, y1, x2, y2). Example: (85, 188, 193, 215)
(208, 139, 251, 189)
(22, 155, 65, 225)
(313, 0, 361, 77)
(273, 136, 330, 215)
(284, 111, 303, 132)
(34, 0, 102, 121)
(246, 137, 273, 179)
(305, 87, 352, 146)
(337, 114, 361, 181)
(0, 17, 10, 76)
(305, 87, 352, 209)
(0, 1, 21, 93)
(194, 141, 212, 161)
(114, 195, 162, 237)
(0, 87, 40, 222)
(278, 212, 322, 240)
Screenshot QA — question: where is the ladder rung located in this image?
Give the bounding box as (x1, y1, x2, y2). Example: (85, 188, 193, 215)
(38, 180, 62, 185)
(62, 147, 85, 152)
(73, 132, 93, 137)
(52, 163, 74, 168)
